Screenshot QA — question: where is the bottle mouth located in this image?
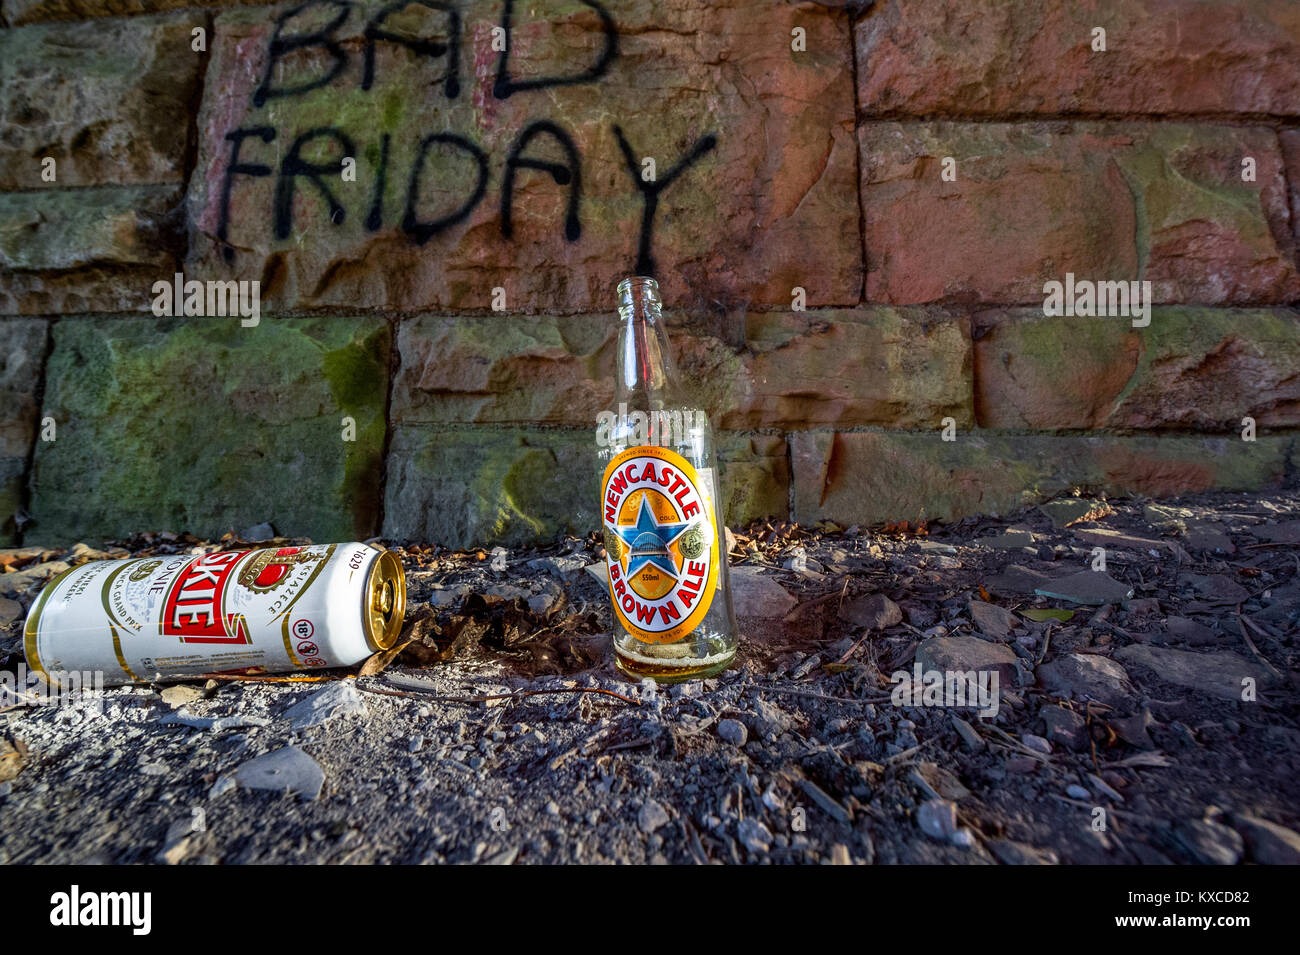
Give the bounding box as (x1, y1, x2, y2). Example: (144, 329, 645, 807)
(617, 276, 660, 313)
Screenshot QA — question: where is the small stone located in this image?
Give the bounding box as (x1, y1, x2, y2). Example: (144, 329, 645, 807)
(1163, 617, 1219, 646)
(1039, 499, 1112, 529)
(969, 599, 1017, 639)
(915, 540, 957, 554)
(638, 799, 670, 834)
(716, 719, 748, 747)
(737, 818, 773, 853)
(1143, 503, 1192, 530)
(1123, 597, 1160, 616)
(1179, 573, 1250, 605)
(234, 746, 325, 800)
(1034, 571, 1133, 606)
(828, 843, 852, 865)
(988, 838, 1058, 865)
(1040, 706, 1088, 751)
(155, 818, 198, 865)
(528, 553, 587, 577)
(839, 592, 903, 630)
(983, 564, 1054, 596)
(0, 596, 22, 628)
(1233, 815, 1300, 865)
(950, 828, 976, 848)
(582, 561, 609, 585)
(159, 685, 204, 707)
(409, 734, 425, 754)
(282, 681, 366, 731)
(745, 699, 795, 741)
(1021, 733, 1052, 755)
(973, 527, 1036, 549)
(1037, 653, 1136, 708)
(1006, 756, 1038, 773)
(1066, 784, 1091, 800)
(1114, 645, 1277, 702)
(916, 798, 958, 840)
(1170, 819, 1244, 866)
(239, 522, 276, 542)
(208, 776, 236, 799)
(730, 566, 797, 619)
(916, 634, 1020, 686)
(1184, 522, 1234, 554)
(1110, 709, 1156, 749)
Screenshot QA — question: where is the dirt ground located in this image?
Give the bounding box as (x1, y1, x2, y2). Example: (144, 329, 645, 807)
(1, 489, 1298, 865)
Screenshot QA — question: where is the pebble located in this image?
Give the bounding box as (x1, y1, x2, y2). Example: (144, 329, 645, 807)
(839, 593, 903, 630)
(1066, 784, 1091, 800)
(637, 799, 670, 834)
(729, 566, 797, 619)
(716, 719, 748, 746)
(234, 746, 325, 800)
(950, 828, 976, 848)
(1171, 819, 1243, 866)
(916, 799, 958, 840)
(159, 685, 204, 707)
(1034, 571, 1133, 606)
(1037, 653, 1135, 708)
(282, 682, 367, 731)
(1021, 733, 1052, 755)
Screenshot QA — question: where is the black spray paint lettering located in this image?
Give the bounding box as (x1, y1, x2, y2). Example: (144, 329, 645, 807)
(492, 0, 617, 100)
(363, 0, 460, 98)
(219, 0, 717, 277)
(613, 126, 718, 276)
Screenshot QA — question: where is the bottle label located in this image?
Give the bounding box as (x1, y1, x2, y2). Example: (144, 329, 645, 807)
(601, 445, 718, 644)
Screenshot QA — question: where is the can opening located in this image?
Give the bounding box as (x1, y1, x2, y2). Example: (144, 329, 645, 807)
(364, 549, 407, 652)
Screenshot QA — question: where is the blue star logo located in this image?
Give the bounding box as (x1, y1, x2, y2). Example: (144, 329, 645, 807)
(612, 494, 689, 578)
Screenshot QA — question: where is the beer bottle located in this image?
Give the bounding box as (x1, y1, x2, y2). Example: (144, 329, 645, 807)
(597, 276, 739, 681)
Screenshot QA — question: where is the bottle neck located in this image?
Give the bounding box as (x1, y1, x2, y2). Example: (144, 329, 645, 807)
(615, 288, 684, 410)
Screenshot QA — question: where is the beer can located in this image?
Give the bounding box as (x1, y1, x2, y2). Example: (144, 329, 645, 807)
(23, 542, 406, 687)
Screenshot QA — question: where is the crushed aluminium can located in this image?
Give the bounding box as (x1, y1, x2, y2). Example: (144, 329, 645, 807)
(23, 543, 406, 687)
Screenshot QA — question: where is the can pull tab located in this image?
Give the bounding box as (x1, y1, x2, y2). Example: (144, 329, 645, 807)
(364, 550, 406, 651)
(374, 579, 394, 617)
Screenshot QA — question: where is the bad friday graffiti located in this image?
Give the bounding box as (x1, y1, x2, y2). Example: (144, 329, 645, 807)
(214, 0, 719, 277)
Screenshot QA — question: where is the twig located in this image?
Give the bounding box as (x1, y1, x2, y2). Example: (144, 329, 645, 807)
(1236, 612, 1285, 680)
(1036, 622, 1054, 666)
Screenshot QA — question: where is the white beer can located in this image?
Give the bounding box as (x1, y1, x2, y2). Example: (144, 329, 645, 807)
(23, 542, 406, 687)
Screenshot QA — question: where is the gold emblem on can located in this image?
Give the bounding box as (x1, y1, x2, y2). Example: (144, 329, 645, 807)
(128, 560, 162, 582)
(603, 528, 623, 564)
(677, 524, 706, 561)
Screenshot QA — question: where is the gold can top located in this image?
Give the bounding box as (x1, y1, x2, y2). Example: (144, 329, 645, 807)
(363, 549, 407, 652)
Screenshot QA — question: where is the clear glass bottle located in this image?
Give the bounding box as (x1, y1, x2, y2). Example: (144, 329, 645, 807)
(596, 276, 738, 681)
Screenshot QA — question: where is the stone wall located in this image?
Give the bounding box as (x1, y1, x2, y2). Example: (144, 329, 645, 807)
(1, 0, 1297, 547)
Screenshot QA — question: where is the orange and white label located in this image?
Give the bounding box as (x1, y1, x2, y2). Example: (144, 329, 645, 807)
(601, 445, 718, 644)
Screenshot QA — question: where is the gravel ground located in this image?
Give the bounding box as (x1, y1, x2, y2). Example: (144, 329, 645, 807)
(1, 489, 1298, 865)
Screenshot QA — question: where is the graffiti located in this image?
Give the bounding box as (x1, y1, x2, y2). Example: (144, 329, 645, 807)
(216, 0, 718, 277)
